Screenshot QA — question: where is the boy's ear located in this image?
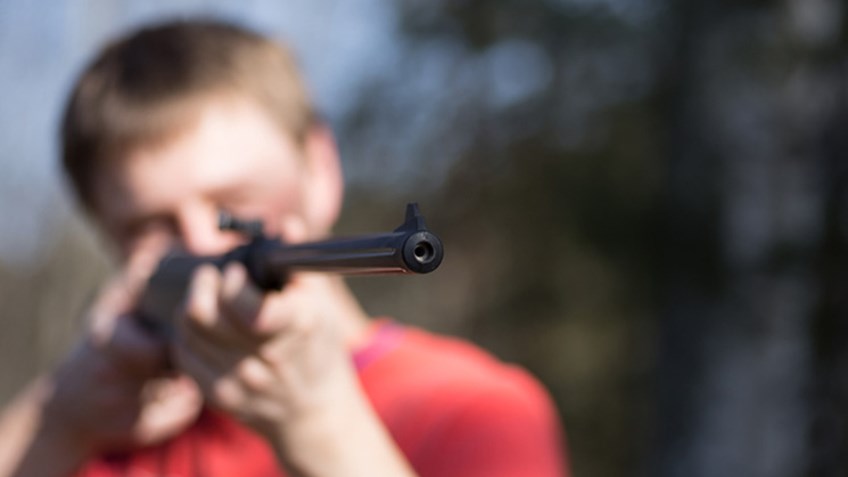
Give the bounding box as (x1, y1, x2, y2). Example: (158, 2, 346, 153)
(301, 124, 344, 237)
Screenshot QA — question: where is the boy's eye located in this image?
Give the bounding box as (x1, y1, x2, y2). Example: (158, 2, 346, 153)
(211, 186, 263, 215)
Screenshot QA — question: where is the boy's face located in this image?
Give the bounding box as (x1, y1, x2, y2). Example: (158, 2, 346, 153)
(89, 96, 343, 259)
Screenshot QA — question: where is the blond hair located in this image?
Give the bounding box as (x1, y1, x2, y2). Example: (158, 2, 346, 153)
(61, 20, 317, 210)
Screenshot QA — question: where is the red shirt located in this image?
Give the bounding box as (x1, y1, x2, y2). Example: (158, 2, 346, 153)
(75, 321, 569, 477)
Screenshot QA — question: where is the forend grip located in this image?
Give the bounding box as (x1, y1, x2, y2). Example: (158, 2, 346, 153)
(136, 203, 443, 334)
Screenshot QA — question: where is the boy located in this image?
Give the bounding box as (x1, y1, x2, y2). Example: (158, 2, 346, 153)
(0, 20, 567, 477)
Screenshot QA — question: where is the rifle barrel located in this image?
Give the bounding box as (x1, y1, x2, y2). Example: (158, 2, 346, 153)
(137, 203, 443, 334)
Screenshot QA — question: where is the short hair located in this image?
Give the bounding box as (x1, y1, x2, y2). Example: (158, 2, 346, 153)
(61, 19, 317, 210)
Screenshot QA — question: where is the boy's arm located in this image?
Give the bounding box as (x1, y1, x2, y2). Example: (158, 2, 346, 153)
(0, 378, 89, 477)
(0, 256, 202, 477)
(267, 363, 420, 477)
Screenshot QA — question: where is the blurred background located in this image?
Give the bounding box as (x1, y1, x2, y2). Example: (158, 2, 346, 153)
(1, 0, 847, 475)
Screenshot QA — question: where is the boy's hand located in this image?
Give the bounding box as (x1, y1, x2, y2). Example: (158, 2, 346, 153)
(173, 263, 358, 441)
(40, 251, 203, 461)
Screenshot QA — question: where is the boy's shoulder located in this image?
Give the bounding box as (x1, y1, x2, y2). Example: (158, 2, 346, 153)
(357, 321, 567, 476)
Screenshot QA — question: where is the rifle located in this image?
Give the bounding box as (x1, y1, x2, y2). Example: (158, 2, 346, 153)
(137, 203, 444, 334)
